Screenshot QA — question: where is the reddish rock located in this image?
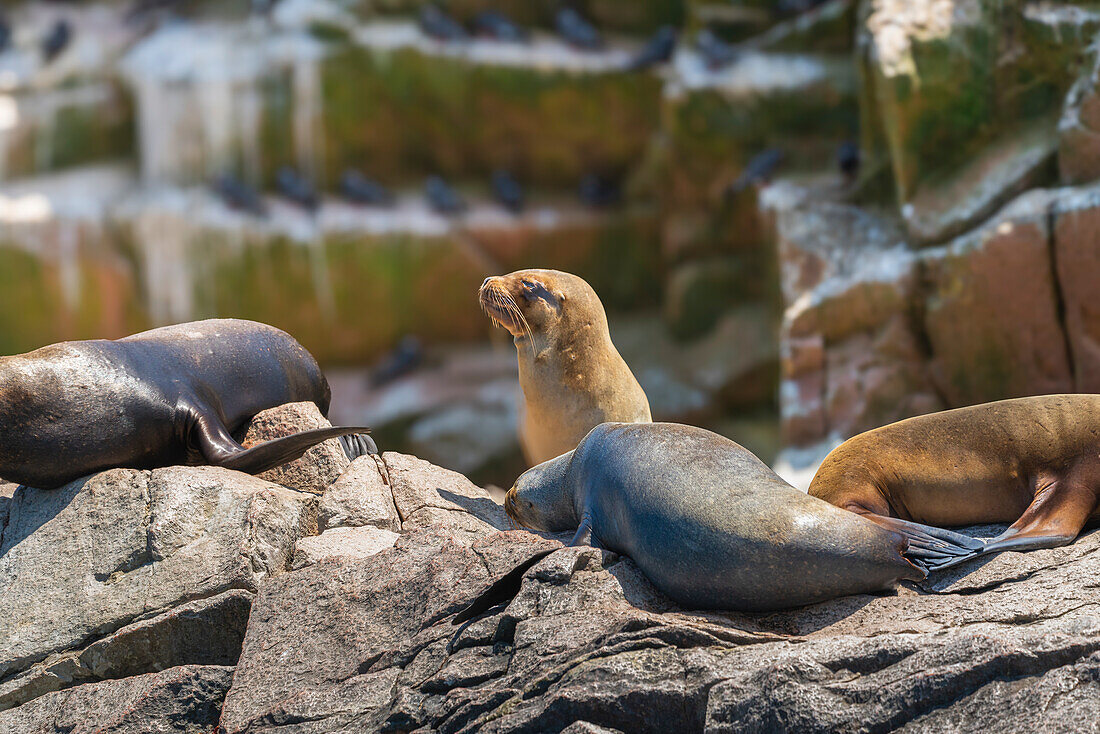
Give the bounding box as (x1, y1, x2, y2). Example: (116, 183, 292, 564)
(240, 401, 351, 495)
(1053, 184, 1100, 391)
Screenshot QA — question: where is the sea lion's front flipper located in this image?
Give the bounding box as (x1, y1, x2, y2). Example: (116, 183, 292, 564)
(865, 514, 988, 572)
(568, 515, 601, 548)
(451, 548, 556, 628)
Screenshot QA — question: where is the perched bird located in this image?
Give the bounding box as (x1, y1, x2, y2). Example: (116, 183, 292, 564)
(777, 0, 831, 15)
(369, 335, 425, 388)
(727, 148, 784, 195)
(696, 28, 738, 70)
(0, 16, 11, 54)
(419, 5, 467, 42)
(838, 140, 860, 182)
(212, 174, 268, 217)
(425, 175, 465, 214)
(627, 25, 677, 71)
(41, 19, 72, 64)
(492, 170, 524, 213)
(339, 170, 395, 207)
(472, 10, 527, 43)
(275, 167, 319, 211)
(556, 8, 602, 51)
(578, 173, 622, 208)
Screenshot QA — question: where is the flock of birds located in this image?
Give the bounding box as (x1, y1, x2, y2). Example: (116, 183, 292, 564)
(0, 1, 855, 217)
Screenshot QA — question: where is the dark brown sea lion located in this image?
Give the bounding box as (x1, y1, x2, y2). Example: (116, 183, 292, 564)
(478, 269, 651, 466)
(809, 394, 1100, 569)
(0, 319, 371, 489)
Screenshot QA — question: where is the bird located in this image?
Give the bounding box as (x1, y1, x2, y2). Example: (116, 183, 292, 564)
(472, 10, 527, 43)
(838, 140, 860, 182)
(339, 170, 395, 207)
(41, 19, 72, 64)
(556, 8, 602, 50)
(727, 148, 784, 196)
(696, 29, 738, 70)
(212, 174, 268, 217)
(275, 167, 319, 211)
(425, 175, 465, 214)
(419, 5, 468, 42)
(627, 26, 677, 71)
(491, 170, 524, 213)
(369, 336, 425, 387)
(578, 173, 622, 208)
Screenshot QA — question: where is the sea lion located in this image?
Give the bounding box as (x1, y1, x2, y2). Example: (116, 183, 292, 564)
(478, 269, 651, 466)
(0, 319, 371, 490)
(495, 422, 928, 611)
(808, 394, 1100, 570)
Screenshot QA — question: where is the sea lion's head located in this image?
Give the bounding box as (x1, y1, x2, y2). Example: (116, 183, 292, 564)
(504, 449, 576, 531)
(478, 269, 606, 349)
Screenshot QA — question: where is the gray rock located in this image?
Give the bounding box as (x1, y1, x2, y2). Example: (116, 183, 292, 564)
(240, 401, 351, 494)
(219, 524, 1100, 733)
(0, 466, 315, 681)
(0, 589, 251, 712)
(383, 451, 509, 540)
(318, 455, 400, 532)
(0, 665, 234, 734)
(291, 526, 401, 570)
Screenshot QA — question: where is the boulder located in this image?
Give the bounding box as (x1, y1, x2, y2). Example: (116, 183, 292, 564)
(0, 467, 315, 682)
(0, 589, 251, 712)
(240, 401, 350, 495)
(292, 526, 401, 569)
(921, 190, 1073, 405)
(318, 455, 401, 532)
(0, 665, 234, 734)
(1051, 180, 1100, 392)
(218, 525, 1100, 733)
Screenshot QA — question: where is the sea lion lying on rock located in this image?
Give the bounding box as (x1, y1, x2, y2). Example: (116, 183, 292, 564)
(809, 394, 1100, 570)
(478, 269, 651, 466)
(0, 319, 371, 489)
(475, 422, 941, 613)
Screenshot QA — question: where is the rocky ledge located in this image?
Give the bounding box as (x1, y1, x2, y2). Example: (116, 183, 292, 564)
(1, 405, 1098, 733)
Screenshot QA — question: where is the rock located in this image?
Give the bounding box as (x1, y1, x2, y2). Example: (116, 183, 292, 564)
(292, 526, 401, 570)
(218, 524, 1100, 733)
(383, 452, 510, 540)
(1059, 42, 1100, 184)
(219, 529, 561, 733)
(922, 190, 1073, 405)
(663, 256, 774, 340)
(1051, 180, 1100, 392)
(0, 467, 315, 682)
(239, 401, 350, 495)
(0, 589, 251, 712)
(773, 196, 941, 447)
(318, 455, 401, 532)
(407, 400, 519, 477)
(0, 665, 234, 734)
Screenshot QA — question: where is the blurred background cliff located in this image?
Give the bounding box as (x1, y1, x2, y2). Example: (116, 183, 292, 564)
(1, 0, 1097, 488)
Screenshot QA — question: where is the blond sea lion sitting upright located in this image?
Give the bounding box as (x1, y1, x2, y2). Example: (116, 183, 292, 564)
(808, 394, 1100, 570)
(478, 269, 651, 465)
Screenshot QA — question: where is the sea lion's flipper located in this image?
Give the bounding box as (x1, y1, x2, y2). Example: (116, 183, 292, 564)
(866, 514, 988, 572)
(568, 515, 601, 548)
(217, 426, 373, 474)
(452, 549, 556, 626)
(340, 433, 379, 461)
(190, 407, 372, 475)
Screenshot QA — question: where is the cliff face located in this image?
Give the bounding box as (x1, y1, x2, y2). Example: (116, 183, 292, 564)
(2, 404, 1099, 733)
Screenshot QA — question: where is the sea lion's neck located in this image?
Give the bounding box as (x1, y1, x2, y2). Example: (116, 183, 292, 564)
(515, 320, 615, 400)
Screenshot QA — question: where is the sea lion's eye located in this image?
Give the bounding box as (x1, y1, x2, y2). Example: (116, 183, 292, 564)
(521, 279, 535, 291)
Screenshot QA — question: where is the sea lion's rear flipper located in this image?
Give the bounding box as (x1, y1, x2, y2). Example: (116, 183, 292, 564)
(217, 426, 373, 475)
(866, 514, 987, 573)
(339, 433, 379, 461)
(190, 408, 372, 475)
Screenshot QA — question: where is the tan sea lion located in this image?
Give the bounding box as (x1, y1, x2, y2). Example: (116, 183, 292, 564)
(809, 394, 1100, 570)
(478, 269, 651, 465)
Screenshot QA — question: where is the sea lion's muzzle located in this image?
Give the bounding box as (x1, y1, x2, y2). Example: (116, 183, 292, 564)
(504, 485, 527, 528)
